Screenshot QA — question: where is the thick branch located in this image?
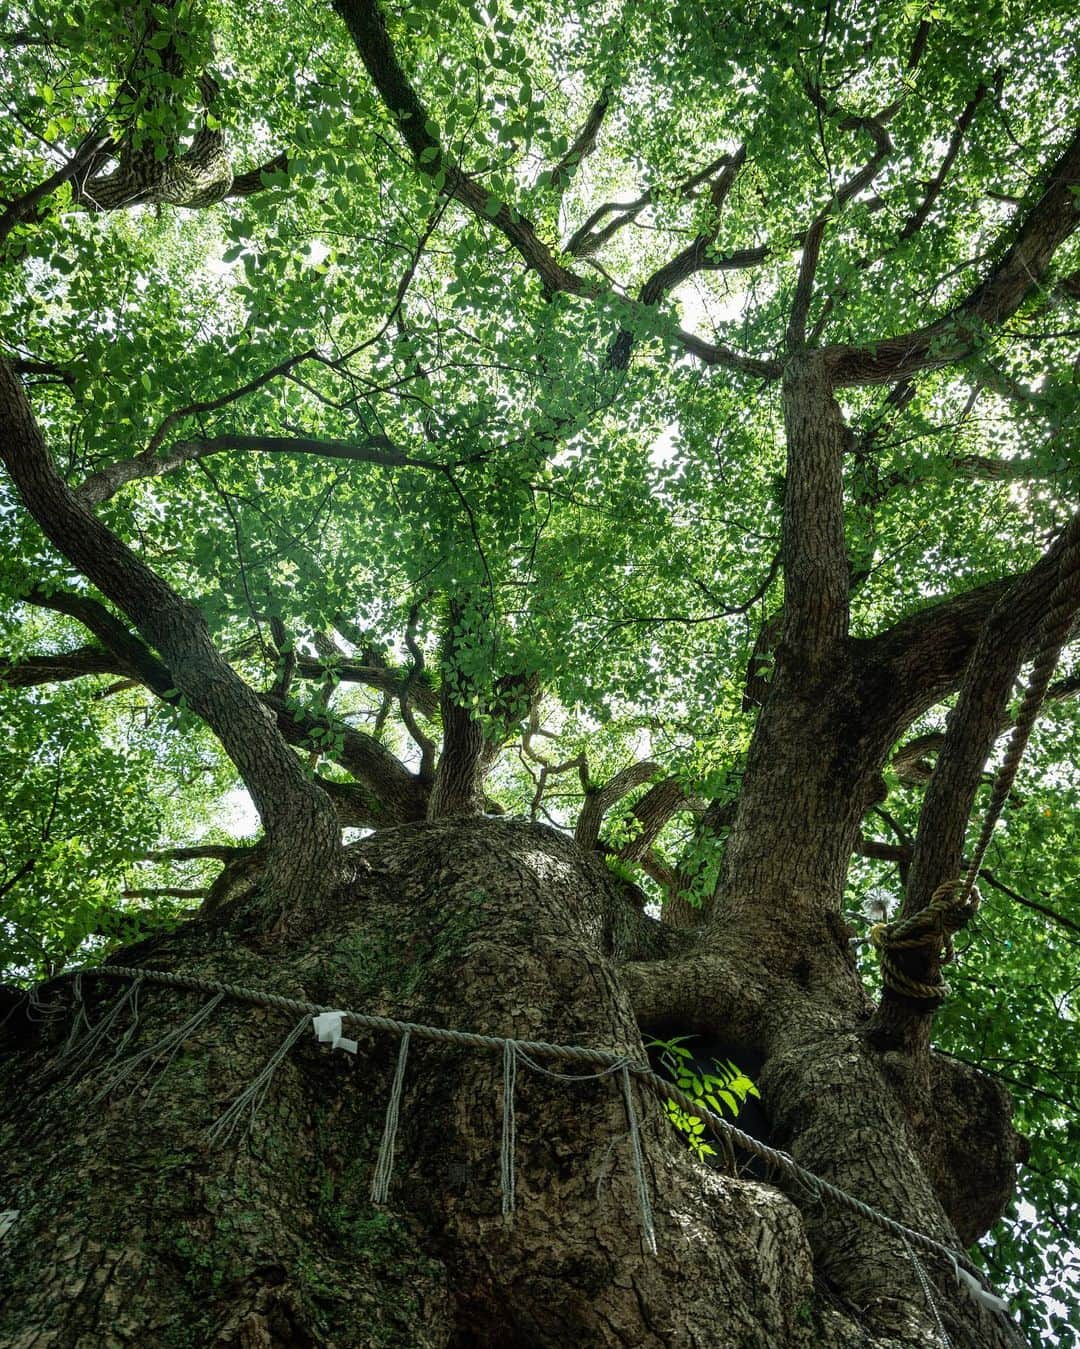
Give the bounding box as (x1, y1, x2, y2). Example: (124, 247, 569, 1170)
(225, 151, 290, 198)
(260, 692, 428, 824)
(617, 777, 690, 863)
(426, 696, 502, 819)
(902, 606, 1029, 916)
(857, 534, 1078, 750)
(12, 587, 427, 828)
(0, 644, 127, 688)
(20, 587, 177, 696)
(0, 359, 340, 918)
(826, 127, 1080, 385)
(575, 760, 663, 850)
(427, 661, 536, 819)
(312, 774, 401, 829)
(904, 512, 1080, 916)
(76, 432, 450, 506)
(779, 354, 851, 667)
(891, 669, 1080, 785)
(6, 357, 75, 385)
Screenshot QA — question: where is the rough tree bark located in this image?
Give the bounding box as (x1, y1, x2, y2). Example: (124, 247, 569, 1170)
(6, 3, 1076, 1341)
(0, 261, 1042, 1349)
(0, 818, 1023, 1348)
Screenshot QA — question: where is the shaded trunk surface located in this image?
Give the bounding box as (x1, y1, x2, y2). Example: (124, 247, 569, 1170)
(0, 819, 1023, 1347)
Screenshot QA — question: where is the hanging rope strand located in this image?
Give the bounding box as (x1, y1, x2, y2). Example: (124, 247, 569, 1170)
(38, 960, 1010, 1316)
(500, 1039, 518, 1219)
(371, 1031, 411, 1204)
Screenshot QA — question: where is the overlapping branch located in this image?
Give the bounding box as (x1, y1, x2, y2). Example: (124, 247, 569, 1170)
(825, 127, 1080, 385)
(608, 150, 747, 370)
(902, 512, 1080, 922)
(858, 532, 1080, 748)
(788, 117, 892, 348)
(564, 152, 737, 259)
(575, 760, 663, 850)
(333, 0, 780, 380)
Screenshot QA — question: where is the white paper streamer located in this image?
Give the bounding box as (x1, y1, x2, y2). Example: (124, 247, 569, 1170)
(312, 1011, 357, 1054)
(955, 1264, 1010, 1314)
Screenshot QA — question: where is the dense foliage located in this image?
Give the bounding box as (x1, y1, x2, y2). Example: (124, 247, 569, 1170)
(1, 0, 1078, 1340)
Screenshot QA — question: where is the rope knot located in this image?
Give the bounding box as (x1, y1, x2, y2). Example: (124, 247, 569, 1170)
(873, 879, 981, 1004)
(930, 879, 980, 941)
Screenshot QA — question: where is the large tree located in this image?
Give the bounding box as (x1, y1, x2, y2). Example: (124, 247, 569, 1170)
(1, 0, 1078, 1344)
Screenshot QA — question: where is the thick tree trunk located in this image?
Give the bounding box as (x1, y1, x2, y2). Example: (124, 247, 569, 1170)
(0, 818, 1023, 1347)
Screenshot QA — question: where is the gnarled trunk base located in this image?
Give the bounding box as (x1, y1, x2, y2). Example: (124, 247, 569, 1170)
(0, 820, 1018, 1347)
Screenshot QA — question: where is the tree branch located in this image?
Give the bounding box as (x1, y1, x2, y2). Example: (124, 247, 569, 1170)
(903, 512, 1080, 918)
(399, 601, 438, 778)
(5, 357, 75, 385)
(890, 668, 1080, 786)
(13, 583, 431, 828)
(19, 587, 177, 696)
(0, 358, 340, 920)
(259, 692, 429, 824)
(617, 777, 691, 861)
(575, 760, 663, 850)
(332, 0, 781, 381)
(0, 644, 128, 688)
(608, 149, 746, 369)
(76, 432, 455, 505)
(293, 655, 440, 721)
(143, 845, 253, 863)
(548, 85, 611, 194)
(225, 151, 290, 198)
(564, 152, 751, 260)
(426, 613, 537, 819)
(826, 127, 1080, 385)
(857, 531, 1080, 752)
(788, 117, 892, 348)
(334, 0, 585, 294)
(0, 134, 113, 248)
(896, 82, 993, 243)
(121, 887, 207, 901)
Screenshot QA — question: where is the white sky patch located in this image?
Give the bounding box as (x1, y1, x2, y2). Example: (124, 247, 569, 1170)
(221, 785, 260, 837)
(675, 276, 744, 328)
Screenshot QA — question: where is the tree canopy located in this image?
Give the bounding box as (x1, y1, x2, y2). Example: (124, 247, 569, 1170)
(1, 0, 1078, 1342)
